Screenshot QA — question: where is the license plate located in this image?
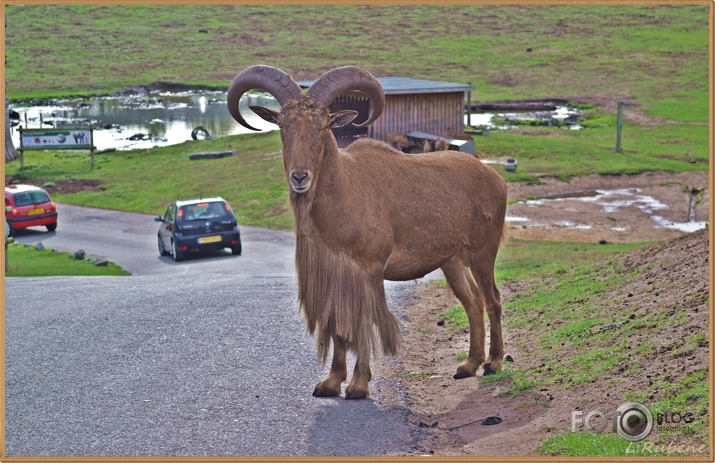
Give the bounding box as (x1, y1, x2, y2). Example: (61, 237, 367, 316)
(198, 235, 221, 244)
(28, 208, 45, 215)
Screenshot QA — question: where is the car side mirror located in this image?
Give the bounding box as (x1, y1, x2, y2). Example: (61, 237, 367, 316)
(154, 216, 164, 223)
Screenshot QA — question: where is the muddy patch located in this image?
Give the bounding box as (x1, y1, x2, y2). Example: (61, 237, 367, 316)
(503, 171, 709, 243)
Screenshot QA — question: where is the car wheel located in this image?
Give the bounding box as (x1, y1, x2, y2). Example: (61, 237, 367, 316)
(172, 240, 184, 261)
(6, 220, 13, 238)
(158, 235, 170, 256)
(231, 241, 242, 256)
(46, 222, 57, 232)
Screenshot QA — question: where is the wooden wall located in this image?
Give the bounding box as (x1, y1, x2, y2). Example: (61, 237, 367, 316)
(368, 92, 465, 141)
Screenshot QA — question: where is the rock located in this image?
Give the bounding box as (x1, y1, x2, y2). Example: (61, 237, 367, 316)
(34, 242, 44, 251)
(73, 249, 86, 260)
(93, 259, 109, 267)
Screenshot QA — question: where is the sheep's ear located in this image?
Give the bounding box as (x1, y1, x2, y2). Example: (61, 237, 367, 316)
(250, 106, 280, 125)
(329, 110, 359, 128)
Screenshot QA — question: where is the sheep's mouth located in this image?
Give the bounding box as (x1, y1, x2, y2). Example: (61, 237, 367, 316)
(291, 183, 311, 193)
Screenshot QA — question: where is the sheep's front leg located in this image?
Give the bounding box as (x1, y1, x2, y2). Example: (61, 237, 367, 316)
(345, 356, 372, 400)
(313, 336, 347, 397)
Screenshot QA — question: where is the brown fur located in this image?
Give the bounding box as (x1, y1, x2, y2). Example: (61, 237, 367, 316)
(254, 93, 507, 398)
(434, 139, 451, 151)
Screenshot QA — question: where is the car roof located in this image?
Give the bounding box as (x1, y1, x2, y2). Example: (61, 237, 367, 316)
(5, 184, 48, 194)
(174, 197, 227, 207)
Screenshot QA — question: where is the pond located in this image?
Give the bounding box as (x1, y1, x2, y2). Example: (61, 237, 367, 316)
(9, 92, 582, 152)
(9, 91, 281, 152)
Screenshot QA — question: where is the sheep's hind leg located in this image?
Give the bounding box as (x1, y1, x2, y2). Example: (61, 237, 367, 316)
(345, 356, 372, 400)
(313, 336, 347, 397)
(441, 257, 486, 379)
(473, 257, 504, 376)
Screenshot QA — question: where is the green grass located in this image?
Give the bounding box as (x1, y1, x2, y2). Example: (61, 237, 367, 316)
(499, 240, 650, 387)
(488, 237, 709, 455)
(649, 369, 710, 438)
(537, 432, 676, 457)
(478, 122, 708, 185)
(437, 304, 469, 331)
(479, 366, 542, 397)
(6, 242, 129, 277)
(6, 4, 709, 114)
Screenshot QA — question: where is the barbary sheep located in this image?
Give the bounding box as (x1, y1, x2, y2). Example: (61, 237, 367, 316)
(422, 139, 432, 153)
(385, 132, 414, 152)
(434, 138, 451, 152)
(227, 65, 507, 399)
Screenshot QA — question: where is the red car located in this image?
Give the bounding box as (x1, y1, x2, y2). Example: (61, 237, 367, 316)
(5, 184, 58, 237)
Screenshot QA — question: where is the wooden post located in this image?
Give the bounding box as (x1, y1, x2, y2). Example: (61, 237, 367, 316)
(18, 126, 24, 168)
(616, 101, 627, 153)
(467, 82, 472, 127)
(89, 125, 95, 167)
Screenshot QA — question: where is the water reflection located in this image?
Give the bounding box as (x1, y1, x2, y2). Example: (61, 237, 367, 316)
(9, 91, 280, 151)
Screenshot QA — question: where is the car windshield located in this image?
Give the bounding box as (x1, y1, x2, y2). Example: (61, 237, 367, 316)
(12, 190, 51, 207)
(178, 202, 229, 222)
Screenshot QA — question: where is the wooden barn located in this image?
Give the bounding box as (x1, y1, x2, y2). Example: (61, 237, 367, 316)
(298, 76, 474, 151)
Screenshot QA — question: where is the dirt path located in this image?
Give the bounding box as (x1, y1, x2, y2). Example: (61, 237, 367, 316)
(374, 172, 710, 457)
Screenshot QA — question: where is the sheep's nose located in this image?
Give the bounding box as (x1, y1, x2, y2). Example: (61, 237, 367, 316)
(292, 172, 309, 186)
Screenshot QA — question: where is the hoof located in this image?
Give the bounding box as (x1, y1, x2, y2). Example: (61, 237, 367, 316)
(345, 390, 368, 400)
(454, 359, 479, 379)
(312, 383, 341, 398)
(313, 388, 340, 398)
(483, 363, 497, 376)
(344, 386, 369, 400)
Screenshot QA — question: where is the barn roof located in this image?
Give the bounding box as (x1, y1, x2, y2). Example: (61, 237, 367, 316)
(297, 76, 474, 95)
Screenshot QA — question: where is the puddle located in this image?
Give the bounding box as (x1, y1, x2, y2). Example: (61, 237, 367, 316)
(516, 188, 707, 233)
(9, 91, 280, 151)
(465, 105, 583, 130)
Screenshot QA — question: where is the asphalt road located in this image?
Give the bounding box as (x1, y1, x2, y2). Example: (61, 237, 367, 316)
(6, 204, 427, 457)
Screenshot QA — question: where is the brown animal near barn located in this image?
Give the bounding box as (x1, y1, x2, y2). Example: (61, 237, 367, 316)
(422, 139, 432, 153)
(434, 138, 451, 152)
(227, 65, 508, 400)
(385, 132, 414, 152)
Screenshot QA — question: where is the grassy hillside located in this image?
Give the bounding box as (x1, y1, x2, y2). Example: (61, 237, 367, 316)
(4, 4, 709, 222)
(5, 4, 709, 124)
(408, 230, 710, 456)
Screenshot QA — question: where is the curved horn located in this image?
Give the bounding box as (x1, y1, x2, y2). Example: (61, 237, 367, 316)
(226, 65, 303, 131)
(306, 66, 385, 128)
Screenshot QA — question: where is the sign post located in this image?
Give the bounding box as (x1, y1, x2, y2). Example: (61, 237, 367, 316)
(18, 126, 96, 168)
